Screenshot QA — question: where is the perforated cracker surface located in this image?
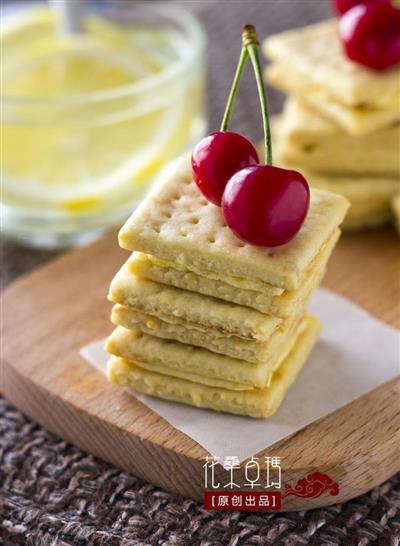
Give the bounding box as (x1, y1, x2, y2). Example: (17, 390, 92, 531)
(263, 19, 400, 109)
(119, 158, 348, 290)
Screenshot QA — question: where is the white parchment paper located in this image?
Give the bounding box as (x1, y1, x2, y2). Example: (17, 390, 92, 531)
(81, 288, 399, 462)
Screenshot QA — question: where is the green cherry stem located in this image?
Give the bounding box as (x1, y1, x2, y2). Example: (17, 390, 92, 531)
(242, 25, 273, 166)
(220, 46, 249, 131)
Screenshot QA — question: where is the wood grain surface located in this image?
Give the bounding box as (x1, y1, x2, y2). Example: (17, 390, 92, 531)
(1, 228, 399, 510)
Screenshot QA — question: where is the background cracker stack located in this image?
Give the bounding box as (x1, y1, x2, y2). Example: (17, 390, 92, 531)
(105, 159, 349, 418)
(262, 20, 400, 231)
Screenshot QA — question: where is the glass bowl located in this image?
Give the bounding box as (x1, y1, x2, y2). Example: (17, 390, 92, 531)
(1, 1, 206, 248)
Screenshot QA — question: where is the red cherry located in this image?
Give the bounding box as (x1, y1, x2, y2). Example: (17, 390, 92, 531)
(191, 131, 259, 206)
(221, 165, 310, 247)
(332, 0, 390, 16)
(339, 3, 400, 70)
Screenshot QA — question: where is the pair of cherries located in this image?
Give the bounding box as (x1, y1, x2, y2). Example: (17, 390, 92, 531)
(332, 0, 400, 70)
(192, 25, 310, 248)
(192, 133, 309, 247)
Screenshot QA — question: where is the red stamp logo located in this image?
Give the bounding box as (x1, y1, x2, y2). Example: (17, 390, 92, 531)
(282, 472, 339, 499)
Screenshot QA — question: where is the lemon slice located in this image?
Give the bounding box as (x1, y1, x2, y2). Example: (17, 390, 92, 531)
(2, 7, 200, 214)
(3, 91, 190, 211)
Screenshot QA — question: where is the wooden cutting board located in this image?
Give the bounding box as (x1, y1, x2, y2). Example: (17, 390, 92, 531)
(1, 228, 399, 511)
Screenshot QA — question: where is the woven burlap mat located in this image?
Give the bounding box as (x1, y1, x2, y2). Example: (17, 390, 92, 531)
(1, 1, 400, 544)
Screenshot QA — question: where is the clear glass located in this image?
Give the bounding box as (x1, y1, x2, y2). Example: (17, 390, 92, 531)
(1, 1, 207, 248)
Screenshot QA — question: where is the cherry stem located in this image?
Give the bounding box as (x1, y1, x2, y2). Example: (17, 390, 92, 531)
(242, 25, 272, 166)
(220, 47, 249, 132)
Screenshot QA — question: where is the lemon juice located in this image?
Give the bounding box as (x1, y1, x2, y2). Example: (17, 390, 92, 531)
(1, 3, 206, 246)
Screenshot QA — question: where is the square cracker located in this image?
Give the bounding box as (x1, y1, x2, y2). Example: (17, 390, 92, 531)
(276, 99, 400, 176)
(105, 316, 308, 389)
(107, 315, 321, 419)
(309, 176, 398, 231)
(263, 19, 400, 109)
(273, 148, 399, 230)
(127, 228, 339, 316)
(118, 158, 348, 290)
(266, 64, 399, 135)
(111, 304, 304, 364)
(109, 265, 285, 341)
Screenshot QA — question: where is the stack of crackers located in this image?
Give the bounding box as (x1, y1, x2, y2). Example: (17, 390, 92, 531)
(106, 159, 348, 418)
(263, 20, 400, 231)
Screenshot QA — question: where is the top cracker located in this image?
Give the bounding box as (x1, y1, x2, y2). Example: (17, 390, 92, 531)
(119, 158, 348, 291)
(263, 19, 400, 109)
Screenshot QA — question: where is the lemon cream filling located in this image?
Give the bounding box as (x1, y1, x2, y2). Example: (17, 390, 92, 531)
(111, 304, 305, 364)
(133, 227, 339, 298)
(147, 254, 285, 295)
